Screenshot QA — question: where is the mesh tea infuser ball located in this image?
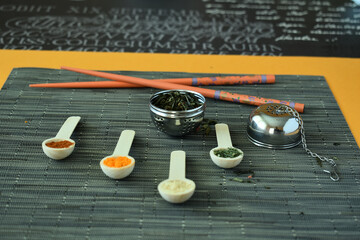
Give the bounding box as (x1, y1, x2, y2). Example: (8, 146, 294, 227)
(247, 103, 339, 181)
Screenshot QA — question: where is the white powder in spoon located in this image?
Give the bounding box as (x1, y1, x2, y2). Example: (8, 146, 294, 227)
(160, 179, 193, 193)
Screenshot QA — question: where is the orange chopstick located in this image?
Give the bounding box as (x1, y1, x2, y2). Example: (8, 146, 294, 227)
(29, 75, 275, 88)
(61, 66, 304, 113)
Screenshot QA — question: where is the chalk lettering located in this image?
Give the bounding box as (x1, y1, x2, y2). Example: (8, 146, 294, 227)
(67, 6, 102, 14)
(0, 4, 55, 13)
(0, 1, 358, 57)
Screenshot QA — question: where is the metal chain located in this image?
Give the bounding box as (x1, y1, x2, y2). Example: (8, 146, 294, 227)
(284, 106, 339, 181)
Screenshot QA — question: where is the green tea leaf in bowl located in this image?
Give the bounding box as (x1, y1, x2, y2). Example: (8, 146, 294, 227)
(152, 90, 203, 111)
(214, 147, 242, 158)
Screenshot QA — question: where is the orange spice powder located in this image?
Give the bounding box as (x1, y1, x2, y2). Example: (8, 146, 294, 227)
(103, 156, 132, 168)
(46, 140, 74, 148)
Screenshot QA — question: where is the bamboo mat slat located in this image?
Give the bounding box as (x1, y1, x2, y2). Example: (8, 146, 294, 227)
(0, 68, 359, 239)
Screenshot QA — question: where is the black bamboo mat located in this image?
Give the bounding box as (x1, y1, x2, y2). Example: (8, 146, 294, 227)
(0, 68, 359, 239)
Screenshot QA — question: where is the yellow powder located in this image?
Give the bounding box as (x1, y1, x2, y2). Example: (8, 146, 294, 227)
(103, 156, 132, 168)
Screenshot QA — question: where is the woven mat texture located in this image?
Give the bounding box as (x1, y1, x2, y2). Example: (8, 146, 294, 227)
(0, 68, 359, 239)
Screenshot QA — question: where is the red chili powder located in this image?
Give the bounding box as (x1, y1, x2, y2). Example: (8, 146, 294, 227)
(46, 140, 74, 148)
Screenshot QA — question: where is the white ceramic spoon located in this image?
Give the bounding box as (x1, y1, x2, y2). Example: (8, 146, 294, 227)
(42, 116, 81, 160)
(210, 123, 244, 168)
(100, 130, 136, 179)
(158, 150, 196, 204)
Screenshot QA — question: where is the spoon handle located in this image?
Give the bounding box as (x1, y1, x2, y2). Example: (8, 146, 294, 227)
(113, 130, 135, 156)
(55, 116, 81, 139)
(169, 150, 186, 180)
(215, 123, 233, 148)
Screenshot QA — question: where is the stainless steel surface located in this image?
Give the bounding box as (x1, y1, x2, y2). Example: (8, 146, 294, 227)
(247, 103, 301, 149)
(149, 90, 206, 136)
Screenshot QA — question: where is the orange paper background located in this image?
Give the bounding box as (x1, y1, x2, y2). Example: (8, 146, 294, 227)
(1, 49, 359, 146)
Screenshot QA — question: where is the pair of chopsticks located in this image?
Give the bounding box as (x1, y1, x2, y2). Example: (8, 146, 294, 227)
(30, 66, 304, 113)
(30, 72, 275, 88)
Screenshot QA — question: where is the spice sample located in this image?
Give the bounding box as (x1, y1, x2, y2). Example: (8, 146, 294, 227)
(45, 140, 74, 148)
(159, 180, 193, 193)
(214, 147, 241, 158)
(197, 118, 218, 135)
(152, 91, 203, 111)
(103, 156, 132, 168)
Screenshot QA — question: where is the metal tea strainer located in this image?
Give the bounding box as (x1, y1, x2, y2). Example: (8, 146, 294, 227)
(247, 103, 339, 181)
(149, 90, 206, 136)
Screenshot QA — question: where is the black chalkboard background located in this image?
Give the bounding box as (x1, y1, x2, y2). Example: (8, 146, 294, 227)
(1, 0, 359, 57)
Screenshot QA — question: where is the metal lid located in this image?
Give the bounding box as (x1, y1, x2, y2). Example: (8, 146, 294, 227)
(247, 103, 301, 149)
